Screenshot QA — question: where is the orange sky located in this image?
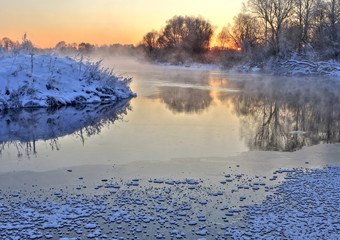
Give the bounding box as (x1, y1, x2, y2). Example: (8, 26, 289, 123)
(0, 0, 244, 48)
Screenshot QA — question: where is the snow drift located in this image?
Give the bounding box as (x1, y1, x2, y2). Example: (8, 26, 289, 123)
(0, 54, 136, 110)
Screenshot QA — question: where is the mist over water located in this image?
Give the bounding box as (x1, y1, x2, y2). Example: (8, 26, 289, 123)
(0, 55, 340, 172)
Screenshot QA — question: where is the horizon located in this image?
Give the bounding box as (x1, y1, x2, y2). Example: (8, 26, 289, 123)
(0, 0, 244, 48)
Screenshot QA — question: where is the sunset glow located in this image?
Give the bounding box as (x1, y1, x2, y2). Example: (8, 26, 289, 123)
(0, 0, 243, 48)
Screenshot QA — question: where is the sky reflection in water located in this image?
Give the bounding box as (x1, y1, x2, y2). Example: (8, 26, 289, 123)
(1, 57, 339, 172)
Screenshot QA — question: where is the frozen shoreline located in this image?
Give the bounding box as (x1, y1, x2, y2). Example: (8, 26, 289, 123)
(0, 162, 338, 239)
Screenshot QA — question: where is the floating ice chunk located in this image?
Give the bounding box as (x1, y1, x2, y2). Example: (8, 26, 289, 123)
(165, 181, 175, 185)
(153, 180, 164, 184)
(84, 223, 96, 229)
(104, 184, 120, 188)
(186, 179, 199, 184)
(289, 131, 306, 134)
(155, 233, 164, 239)
(188, 221, 197, 225)
(196, 229, 208, 236)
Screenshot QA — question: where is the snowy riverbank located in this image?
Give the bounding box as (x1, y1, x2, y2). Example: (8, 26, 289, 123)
(0, 54, 136, 110)
(154, 58, 340, 77)
(236, 58, 340, 77)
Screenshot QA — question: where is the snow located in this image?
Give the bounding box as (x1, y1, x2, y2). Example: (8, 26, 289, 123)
(156, 58, 340, 77)
(0, 54, 136, 110)
(224, 166, 340, 239)
(289, 131, 306, 134)
(0, 165, 338, 239)
(228, 58, 340, 76)
(277, 59, 340, 76)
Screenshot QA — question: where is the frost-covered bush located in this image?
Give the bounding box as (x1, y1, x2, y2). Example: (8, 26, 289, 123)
(0, 53, 136, 110)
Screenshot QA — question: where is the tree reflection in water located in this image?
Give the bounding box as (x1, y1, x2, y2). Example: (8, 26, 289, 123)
(0, 99, 131, 156)
(153, 73, 340, 152)
(156, 87, 213, 114)
(229, 77, 340, 151)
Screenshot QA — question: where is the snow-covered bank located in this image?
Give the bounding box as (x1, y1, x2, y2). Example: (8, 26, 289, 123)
(272, 59, 340, 76)
(236, 59, 340, 77)
(153, 58, 340, 77)
(0, 54, 136, 110)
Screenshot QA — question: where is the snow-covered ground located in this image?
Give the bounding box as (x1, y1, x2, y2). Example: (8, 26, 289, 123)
(0, 54, 136, 110)
(273, 59, 340, 76)
(0, 164, 338, 239)
(236, 59, 340, 77)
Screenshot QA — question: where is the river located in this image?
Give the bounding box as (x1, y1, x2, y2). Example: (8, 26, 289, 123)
(0, 56, 339, 239)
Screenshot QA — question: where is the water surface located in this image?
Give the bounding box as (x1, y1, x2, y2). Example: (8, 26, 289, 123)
(1, 56, 340, 239)
(1, 56, 340, 173)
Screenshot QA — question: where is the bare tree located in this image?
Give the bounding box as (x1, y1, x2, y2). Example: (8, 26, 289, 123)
(311, 0, 340, 59)
(182, 16, 214, 54)
(142, 31, 159, 54)
(158, 16, 186, 49)
(157, 16, 214, 55)
(248, 0, 295, 54)
(230, 13, 260, 52)
(293, 0, 316, 51)
(217, 26, 230, 49)
(327, 0, 340, 43)
(1, 37, 14, 52)
(55, 41, 67, 50)
(78, 42, 94, 52)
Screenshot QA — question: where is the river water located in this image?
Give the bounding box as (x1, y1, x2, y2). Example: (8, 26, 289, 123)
(0, 56, 339, 239)
(1, 56, 339, 172)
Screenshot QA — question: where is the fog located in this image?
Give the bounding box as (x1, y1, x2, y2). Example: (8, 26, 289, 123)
(1, 52, 339, 159)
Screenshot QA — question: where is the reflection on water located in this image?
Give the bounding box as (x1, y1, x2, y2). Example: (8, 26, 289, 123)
(1, 57, 340, 169)
(154, 87, 213, 114)
(0, 100, 131, 156)
(227, 77, 340, 151)
(145, 70, 340, 152)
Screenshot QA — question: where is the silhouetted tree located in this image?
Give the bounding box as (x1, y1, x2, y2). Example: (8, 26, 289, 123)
(217, 26, 230, 49)
(182, 16, 214, 54)
(142, 30, 159, 54)
(55, 41, 67, 50)
(157, 16, 213, 55)
(78, 42, 94, 52)
(1, 37, 14, 52)
(228, 13, 260, 52)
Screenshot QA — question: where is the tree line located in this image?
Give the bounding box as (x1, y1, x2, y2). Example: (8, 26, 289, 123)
(0, 37, 140, 57)
(142, 0, 340, 64)
(141, 16, 214, 63)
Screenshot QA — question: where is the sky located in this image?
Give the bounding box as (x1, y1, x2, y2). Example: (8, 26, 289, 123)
(0, 0, 244, 48)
